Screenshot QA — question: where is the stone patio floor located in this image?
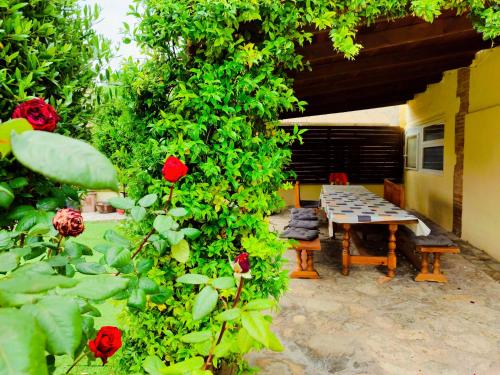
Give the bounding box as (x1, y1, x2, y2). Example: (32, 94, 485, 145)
(247, 210, 500, 375)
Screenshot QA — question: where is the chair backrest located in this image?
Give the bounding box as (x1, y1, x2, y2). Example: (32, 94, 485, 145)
(329, 172, 348, 185)
(384, 178, 405, 208)
(294, 181, 301, 208)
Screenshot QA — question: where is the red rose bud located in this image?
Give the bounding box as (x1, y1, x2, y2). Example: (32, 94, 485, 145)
(162, 156, 188, 183)
(12, 98, 59, 132)
(52, 208, 84, 237)
(89, 326, 122, 365)
(233, 252, 250, 273)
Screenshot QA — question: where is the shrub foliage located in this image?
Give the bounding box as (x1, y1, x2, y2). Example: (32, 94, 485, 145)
(94, 0, 499, 372)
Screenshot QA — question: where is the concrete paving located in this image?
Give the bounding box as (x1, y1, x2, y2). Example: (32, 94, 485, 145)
(248, 210, 500, 375)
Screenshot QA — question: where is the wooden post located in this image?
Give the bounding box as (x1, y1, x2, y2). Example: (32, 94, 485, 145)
(420, 252, 429, 275)
(295, 249, 303, 272)
(342, 224, 351, 275)
(432, 253, 442, 275)
(306, 251, 314, 272)
(387, 224, 398, 278)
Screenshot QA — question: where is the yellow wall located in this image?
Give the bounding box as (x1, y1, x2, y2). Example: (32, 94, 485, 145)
(462, 48, 500, 259)
(404, 46, 500, 260)
(404, 70, 458, 231)
(279, 183, 384, 206)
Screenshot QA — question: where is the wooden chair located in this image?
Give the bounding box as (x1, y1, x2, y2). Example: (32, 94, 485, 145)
(414, 235, 460, 283)
(383, 178, 404, 208)
(294, 181, 320, 209)
(290, 238, 321, 279)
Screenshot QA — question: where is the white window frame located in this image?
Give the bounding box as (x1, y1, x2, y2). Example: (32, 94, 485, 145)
(420, 123, 444, 174)
(404, 128, 419, 170)
(404, 123, 445, 174)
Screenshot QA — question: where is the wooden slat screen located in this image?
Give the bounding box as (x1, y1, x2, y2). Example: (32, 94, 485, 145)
(283, 125, 404, 184)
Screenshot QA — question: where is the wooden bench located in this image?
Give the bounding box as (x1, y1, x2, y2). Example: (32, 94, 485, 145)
(290, 237, 321, 279)
(415, 243, 460, 283)
(384, 178, 404, 208)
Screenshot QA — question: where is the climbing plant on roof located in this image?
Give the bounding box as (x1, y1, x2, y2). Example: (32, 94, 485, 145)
(94, 0, 499, 372)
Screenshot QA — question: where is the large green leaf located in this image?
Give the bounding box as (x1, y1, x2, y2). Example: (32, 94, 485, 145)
(215, 308, 241, 322)
(131, 206, 147, 222)
(171, 239, 189, 263)
(75, 262, 106, 275)
(0, 118, 33, 157)
(0, 252, 19, 273)
(153, 215, 175, 233)
(128, 288, 147, 310)
(59, 275, 129, 300)
(105, 247, 131, 268)
(0, 309, 48, 375)
(192, 285, 218, 321)
(241, 311, 272, 347)
(143, 356, 168, 375)
(176, 273, 209, 285)
(11, 131, 119, 191)
(22, 296, 82, 356)
(211, 277, 235, 290)
(103, 229, 130, 247)
(0, 273, 77, 294)
(138, 193, 157, 208)
(180, 330, 212, 343)
(108, 196, 135, 210)
(0, 183, 15, 208)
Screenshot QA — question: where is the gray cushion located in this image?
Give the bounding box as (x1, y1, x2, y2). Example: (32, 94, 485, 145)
(280, 227, 319, 241)
(291, 208, 316, 215)
(288, 219, 319, 229)
(300, 200, 320, 208)
(290, 208, 318, 221)
(415, 235, 455, 247)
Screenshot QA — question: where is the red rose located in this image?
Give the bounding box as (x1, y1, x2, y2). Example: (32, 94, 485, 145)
(233, 252, 250, 273)
(52, 208, 84, 237)
(162, 156, 188, 183)
(12, 98, 59, 132)
(88, 326, 122, 365)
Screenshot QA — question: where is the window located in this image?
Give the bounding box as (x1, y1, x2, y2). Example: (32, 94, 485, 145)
(421, 124, 444, 171)
(405, 123, 445, 172)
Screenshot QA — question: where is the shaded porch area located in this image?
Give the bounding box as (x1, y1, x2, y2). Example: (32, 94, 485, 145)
(247, 212, 500, 374)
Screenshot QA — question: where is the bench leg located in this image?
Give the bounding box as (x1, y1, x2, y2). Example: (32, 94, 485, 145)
(290, 249, 320, 279)
(415, 252, 448, 283)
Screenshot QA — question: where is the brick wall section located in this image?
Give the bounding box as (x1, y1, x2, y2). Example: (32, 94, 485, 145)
(453, 67, 470, 236)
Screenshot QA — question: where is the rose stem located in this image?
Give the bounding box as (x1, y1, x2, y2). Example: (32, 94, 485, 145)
(115, 183, 175, 276)
(204, 277, 245, 370)
(65, 351, 87, 374)
(55, 235, 64, 255)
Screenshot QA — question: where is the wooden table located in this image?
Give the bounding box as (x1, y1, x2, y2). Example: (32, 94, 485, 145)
(320, 185, 430, 278)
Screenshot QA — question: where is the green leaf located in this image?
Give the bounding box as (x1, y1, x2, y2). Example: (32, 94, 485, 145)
(11, 131, 119, 191)
(0, 274, 77, 294)
(59, 275, 129, 300)
(105, 247, 131, 268)
(192, 285, 218, 321)
(143, 356, 167, 375)
(244, 298, 275, 311)
(164, 230, 184, 246)
(0, 252, 19, 272)
(181, 227, 201, 240)
(138, 193, 157, 208)
(0, 309, 48, 375)
(46, 255, 69, 267)
(75, 262, 106, 275)
(36, 197, 60, 211)
(128, 288, 147, 310)
(153, 215, 175, 233)
(103, 229, 130, 247)
(7, 205, 36, 220)
(22, 296, 82, 356)
(171, 239, 189, 263)
(180, 330, 212, 343)
(136, 258, 154, 274)
(168, 207, 188, 217)
(163, 357, 205, 374)
(0, 118, 33, 157)
(268, 331, 284, 352)
(0, 183, 15, 208)
(215, 308, 241, 322)
(131, 206, 147, 222)
(108, 196, 135, 210)
(211, 277, 235, 289)
(241, 311, 271, 347)
(64, 241, 92, 258)
(236, 327, 255, 353)
(8, 177, 28, 189)
(139, 276, 159, 294)
(176, 273, 209, 285)
(0, 290, 39, 307)
(27, 223, 50, 236)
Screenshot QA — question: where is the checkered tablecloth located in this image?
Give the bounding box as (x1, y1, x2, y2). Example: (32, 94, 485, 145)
(320, 185, 431, 236)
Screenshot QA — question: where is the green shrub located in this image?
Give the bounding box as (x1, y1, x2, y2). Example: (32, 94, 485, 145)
(0, 0, 111, 138)
(94, 1, 499, 373)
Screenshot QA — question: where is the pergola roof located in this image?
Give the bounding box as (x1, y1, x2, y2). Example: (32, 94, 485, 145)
(287, 13, 493, 117)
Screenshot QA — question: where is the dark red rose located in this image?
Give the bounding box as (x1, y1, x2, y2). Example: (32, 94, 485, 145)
(162, 156, 188, 183)
(233, 252, 250, 273)
(52, 208, 84, 237)
(12, 98, 59, 132)
(88, 326, 122, 365)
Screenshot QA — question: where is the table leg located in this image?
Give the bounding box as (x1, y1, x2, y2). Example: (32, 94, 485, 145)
(342, 224, 351, 275)
(387, 224, 398, 278)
